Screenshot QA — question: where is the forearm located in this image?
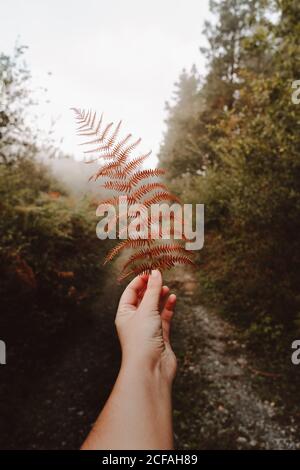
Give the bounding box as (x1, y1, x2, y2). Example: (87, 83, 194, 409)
(81, 361, 174, 450)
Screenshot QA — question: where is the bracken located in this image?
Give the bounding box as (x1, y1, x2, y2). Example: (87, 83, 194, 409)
(71, 108, 195, 281)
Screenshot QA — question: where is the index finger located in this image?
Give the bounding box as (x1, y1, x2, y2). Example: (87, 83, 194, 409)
(119, 274, 148, 308)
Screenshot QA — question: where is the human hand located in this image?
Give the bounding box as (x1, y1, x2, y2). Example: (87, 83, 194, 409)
(115, 270, 177, 384)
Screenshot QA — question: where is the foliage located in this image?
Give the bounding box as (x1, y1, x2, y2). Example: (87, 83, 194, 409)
(0, 159, 107, 324)
(0, 48, 109, 344)
(72, 108, 194, 281)
(0, 45, 39, 165)
(159, 0, 300, 347)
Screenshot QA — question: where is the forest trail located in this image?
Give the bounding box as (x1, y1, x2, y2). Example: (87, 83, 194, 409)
(3, 267, 299, 450)
(171, 269, 300, 450)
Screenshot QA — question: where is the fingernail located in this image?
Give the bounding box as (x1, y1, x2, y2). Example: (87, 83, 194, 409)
(151, 269, 160, 278)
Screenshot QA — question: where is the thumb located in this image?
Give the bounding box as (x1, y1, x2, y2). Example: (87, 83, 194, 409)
(140, 269, 162, 312)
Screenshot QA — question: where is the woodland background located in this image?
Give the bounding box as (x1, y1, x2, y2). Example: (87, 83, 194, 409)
(0, 0, 300, 449)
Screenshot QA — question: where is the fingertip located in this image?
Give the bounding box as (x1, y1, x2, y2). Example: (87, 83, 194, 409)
(119, 273, 148, 306)
(140, 269, 162, 310)
(147, 269, 162, 288)
(151, 269, 161, 280)
(164, 294, 176, 312)
(161, 285, 170, 296)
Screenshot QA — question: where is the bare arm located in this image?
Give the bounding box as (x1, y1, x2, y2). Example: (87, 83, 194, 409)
(81, 270, 177, 450)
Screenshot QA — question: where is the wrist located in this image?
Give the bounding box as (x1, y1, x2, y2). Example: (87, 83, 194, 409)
(120, 356, 174, 389)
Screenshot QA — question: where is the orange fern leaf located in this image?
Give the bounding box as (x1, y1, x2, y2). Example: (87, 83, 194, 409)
(103, 180, 132, 192)
(143, 191, 180, 208)
(129, 168, 165, 187)
(122, 243, 191, 270)
(131, 182, 168, 200)
(72, 108, 195, 281)
(103, 238, 152, 265)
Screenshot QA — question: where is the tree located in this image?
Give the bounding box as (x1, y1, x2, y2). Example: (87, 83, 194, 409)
(0, 45, 39, 165)
(159, 66, 203, 180)
(159, 0, 300, 347)
(159, 0, 273, 184)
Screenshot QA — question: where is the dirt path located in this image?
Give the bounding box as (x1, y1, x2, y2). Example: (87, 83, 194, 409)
(2, 268, 299, 449)
(170, 269, 300, 450)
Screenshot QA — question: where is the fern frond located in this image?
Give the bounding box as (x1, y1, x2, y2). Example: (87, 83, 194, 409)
(103, 238, 151, 265)
(79, 116, 113, 145)
(122, 151, 152, 175)
(71, 107, 85, 124)
(122, 243, 191, 270)
(96, 151, 152, 182)
(90, 161, 121, 181)
(86, 111, 96, 131)
(78, 114, 103, 142)
(130, 169, 165, 187)
(118, 255, 194, 281)
(116, 137, 142, 165)
(97, 195, 121, 206)
(84, 120, 122, 151)
(157, 254, 195, 269)
(109, 133, 132, 158)
(72, 108, 196, 281)
(103, 240, 130, 265)
(76, 109, 92, 130)
(103, 180, 132, 192)
(143, 191, 180, 207)
(117, 262, 153, 282)
(82, 122, 114, 150)
(131, 182, 168, 200)
(78, 110, 98, 132)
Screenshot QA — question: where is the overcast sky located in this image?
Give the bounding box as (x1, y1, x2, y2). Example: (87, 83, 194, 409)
(1, 0, 210, 164)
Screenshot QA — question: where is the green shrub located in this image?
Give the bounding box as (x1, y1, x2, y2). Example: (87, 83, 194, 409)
(0, 159, 109, 332)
